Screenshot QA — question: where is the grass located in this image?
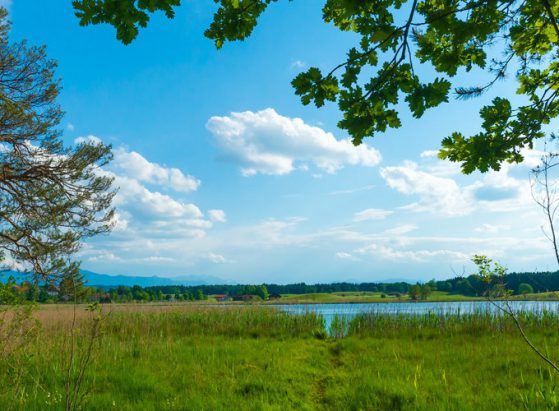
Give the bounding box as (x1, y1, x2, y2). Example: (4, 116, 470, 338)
(511, 291, 559, 300)
(2, 304, 559, 410)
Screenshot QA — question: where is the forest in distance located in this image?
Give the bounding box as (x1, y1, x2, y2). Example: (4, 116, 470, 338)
(2, 268, 558, 304)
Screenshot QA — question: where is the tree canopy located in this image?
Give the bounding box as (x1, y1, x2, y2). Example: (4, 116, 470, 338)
(0, 8, 115, 278)
(73, 0, 559, 174)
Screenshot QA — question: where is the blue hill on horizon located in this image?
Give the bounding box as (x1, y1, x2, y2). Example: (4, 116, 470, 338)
(0, 269, 228, 288)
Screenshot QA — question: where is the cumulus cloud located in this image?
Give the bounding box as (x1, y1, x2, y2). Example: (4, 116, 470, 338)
(208, 209, 227, 223)
(113, 148, 200, 192)
(0, 255, 26, 271)
(353, 208, 393, 222)
(420, 150, 439, 158)
(379, 149, 539, 217)
(77, 136, 225, 268)
(110, 211, 130, 232)
(113, 175, 202, 220)
(380, 161, 475, 216)
(206, 108, 381, 176)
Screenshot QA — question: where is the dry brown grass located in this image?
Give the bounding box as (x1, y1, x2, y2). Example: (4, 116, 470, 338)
(32, 302, 248, 331)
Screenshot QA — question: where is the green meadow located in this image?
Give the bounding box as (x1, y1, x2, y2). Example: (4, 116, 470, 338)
(2, 305, 559, 410)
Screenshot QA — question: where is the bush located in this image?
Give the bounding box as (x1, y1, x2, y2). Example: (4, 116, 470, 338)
(518, 283, 534, 295)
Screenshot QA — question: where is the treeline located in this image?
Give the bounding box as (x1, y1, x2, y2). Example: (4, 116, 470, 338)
(142, 270, 559, 298)
(0, 281, 213, 304)
(3, 269, 559, 304)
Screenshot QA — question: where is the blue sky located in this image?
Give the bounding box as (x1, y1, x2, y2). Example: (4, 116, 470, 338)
(5, 0, 558, 283)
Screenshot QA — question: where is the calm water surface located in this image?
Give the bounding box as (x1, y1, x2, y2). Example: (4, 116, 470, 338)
(271, 301, 559, 328)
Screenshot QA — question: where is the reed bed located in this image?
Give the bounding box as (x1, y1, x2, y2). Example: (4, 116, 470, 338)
(103, 306, 325, 339)
(347, 306, 559, 338)
(2, 304, 559, 410)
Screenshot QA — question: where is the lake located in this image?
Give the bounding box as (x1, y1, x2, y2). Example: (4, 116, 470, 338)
(271, 300, 559, 329)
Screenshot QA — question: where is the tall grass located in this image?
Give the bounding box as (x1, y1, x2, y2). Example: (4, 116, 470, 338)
(3, 304, 559, 410)
(348, 306, 559, 338)
(104, 307, 325, 339)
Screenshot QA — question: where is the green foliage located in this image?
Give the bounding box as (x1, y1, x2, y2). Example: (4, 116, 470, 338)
(419, 283, 432, 300)
(519, 282, 535, 295)
(409, 283, 421, 300)
(257, 284, 269, 300)
(0, 285, 40, 402)
(409, 283, 432, 300)
(471, 254, 510, 298)
(0, 8, 115, 278)
(330, 314, 350, 339)
(58, 262, 83, 297)
(73, 0, 181, 44)
(195, 288, 206, 301)
(205, 0, 285, 49)
(72, 0, 559, 173)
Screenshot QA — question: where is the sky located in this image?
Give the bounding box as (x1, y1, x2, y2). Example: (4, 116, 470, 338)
(4, 0, 559, 283)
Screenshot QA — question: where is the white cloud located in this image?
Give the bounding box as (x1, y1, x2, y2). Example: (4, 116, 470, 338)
(329, 185, 375, 195)
(208, 209, 227, 223)
(475, 224, 508, 234)
(379, 150, 539, 216)
(290, 60, 306, 69)
(420, 150, 439, 158)
(67, 123, 75, 132)
(383, 224, 418, 236)
(353, 208, 393, 222)
(206, 108, 381, 176)
(110, 212, 130, 232)
(75, 136, 228, 269)
(356, 243, 469, 263)
(207, 253, 231, 264)
(335, 251, 361, 261)
(74, 135, 102, 145)
(380, 161, 474, 216)
(87, 252, 122, 262)
(142, 256, 175, 263)
(113, 175, 202, 220)
(0, 255, 26, 271)
(113, 148, 200, 192)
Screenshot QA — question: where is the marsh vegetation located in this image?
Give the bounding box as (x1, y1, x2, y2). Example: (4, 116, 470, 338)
(2, 304, 559, 410)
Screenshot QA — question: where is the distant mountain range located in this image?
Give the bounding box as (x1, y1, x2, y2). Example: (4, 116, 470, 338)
(0, 270, 415, 288)
(81, 270, 228, 287)
(0, 269, 228, 288)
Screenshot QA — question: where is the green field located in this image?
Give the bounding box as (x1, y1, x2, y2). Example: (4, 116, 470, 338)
(2, 304, 559, 410)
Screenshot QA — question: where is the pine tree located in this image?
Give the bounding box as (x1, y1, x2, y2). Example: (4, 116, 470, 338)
(0, 8, 115, 279)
